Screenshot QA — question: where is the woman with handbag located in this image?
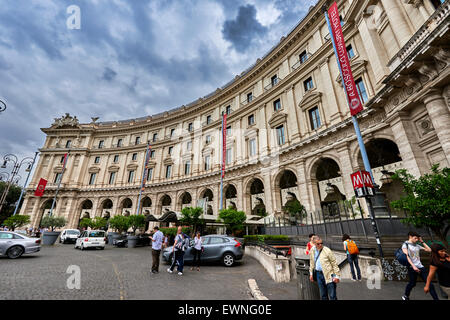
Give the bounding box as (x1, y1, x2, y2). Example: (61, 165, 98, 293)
(191, 231, 203, 271)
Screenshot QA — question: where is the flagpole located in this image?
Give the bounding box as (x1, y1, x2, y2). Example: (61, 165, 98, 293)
(323, 4, 383, 258)
(136, 141, 151, 215)
(219, 112, 224, 211)
(49, 151, 69, 217)
(13, 151, 39, 216)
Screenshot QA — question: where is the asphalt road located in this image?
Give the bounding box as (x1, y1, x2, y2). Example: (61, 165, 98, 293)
(0, 243, 256, 300)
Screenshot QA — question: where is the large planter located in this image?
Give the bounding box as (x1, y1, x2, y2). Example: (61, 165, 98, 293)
(107, 232, 119, 245)
(127, 235, 138, 248)
(42, 231, 61, 246)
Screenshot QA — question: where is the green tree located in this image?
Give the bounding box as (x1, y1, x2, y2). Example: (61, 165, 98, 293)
(109, 215, 131, 234)
(282, 198, 306, 218)
(79, 218, 92, 229)
(217, 208, 247, 236)
(90, 216, 107, 230)
(3, 215, 30, 231)
(391, 165, 450, 249)
(128, 215, 145, 234)
(180, 207, 205, 235)
(40, 216, 67, 232)
(0, 181, 22, 225)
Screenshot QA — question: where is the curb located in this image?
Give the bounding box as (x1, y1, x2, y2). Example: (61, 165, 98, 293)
(248, 279, 269, 300)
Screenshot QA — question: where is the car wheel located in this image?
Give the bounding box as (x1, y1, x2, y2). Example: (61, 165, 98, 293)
(7, 246, 24, 259)
(222, 253, 235, 267)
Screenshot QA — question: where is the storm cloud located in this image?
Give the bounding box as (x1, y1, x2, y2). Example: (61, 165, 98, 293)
(0, 0, 317, 183)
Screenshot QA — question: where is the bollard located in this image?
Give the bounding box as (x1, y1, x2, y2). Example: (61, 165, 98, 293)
(295, 256, 321, 300)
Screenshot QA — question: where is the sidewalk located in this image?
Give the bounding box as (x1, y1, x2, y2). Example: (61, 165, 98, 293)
(252, 272, 443, 300)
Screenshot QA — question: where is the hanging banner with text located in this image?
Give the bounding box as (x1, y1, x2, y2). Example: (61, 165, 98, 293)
(328, 2, 363, 116)
(34, 178, 48, 197)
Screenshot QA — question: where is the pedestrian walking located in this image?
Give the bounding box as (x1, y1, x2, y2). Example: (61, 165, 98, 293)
(309, 236, 340, 300)
(402, 231, 439, 300)
(342, 234, 361, 281)
(424, 243, 450, 300)
(163, 234, 169, 248)
(149, 226, 164, 274)
(191, 232, 203, 271)
(167, 227, 186, 276)
(305, 233, 315, 255)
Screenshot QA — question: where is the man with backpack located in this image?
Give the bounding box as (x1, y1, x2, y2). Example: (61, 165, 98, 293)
(400, 231, 438, 300)
(342, 234, 361, 281)
(167, 227, 187, 276)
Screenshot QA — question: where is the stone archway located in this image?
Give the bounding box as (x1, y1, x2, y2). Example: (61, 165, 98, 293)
(100, 199, 113, 219)
(159, 194, 172, 216)
(38, 199, 55, 227)
(178, 192, 192, 211)
(120, 198, 133, 216)
(77, 199, 93, 228)
(359, 138, 404, 216)
(246, 178, 266, 217)
(312, 158, 345, 213)
(224, 184, 237, 210)
(141, 196, 152, 215)
(273, 169, 299, 214)
(198, 188, 214, 215)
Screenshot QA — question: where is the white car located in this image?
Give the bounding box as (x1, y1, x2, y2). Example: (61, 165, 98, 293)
(75, 230, 106, 250)
(60, 229, 81, 244)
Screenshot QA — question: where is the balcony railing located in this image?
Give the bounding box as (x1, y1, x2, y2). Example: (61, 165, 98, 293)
(264, 77, 283, 91)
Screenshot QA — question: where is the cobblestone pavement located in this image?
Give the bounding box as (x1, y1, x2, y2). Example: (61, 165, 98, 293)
(0, 244, 258, 300)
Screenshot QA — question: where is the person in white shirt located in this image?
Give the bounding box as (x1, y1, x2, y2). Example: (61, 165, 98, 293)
(191, 232, 203, 271)
(149, 226, 164, 274)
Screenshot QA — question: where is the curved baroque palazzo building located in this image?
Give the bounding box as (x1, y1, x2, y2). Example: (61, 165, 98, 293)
(21, 0, 450, 230)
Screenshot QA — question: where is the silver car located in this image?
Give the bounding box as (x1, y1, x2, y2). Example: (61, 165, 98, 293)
(162, 235, 244, 267)
(0, 231, 41, 259)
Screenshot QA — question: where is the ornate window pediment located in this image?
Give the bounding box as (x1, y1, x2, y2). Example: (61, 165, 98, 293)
(202, 146, 214, 156)
(268, 111, 287, 129)
(108, 165, 120, 172)
(88, 166, 101, 173)
(335, 59, 368, 86)
(127, 163, 138, 170)
(163, 157, 174, 165)
(298, 90, 322, 111)
(53, 166, 64, 173)
(182, 152, 194, 161)
(244, 127, 259, 139)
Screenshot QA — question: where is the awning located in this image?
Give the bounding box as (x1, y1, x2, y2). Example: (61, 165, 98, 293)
(144, 214, 158, 222)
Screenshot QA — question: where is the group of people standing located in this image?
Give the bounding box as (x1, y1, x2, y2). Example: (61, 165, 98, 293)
(305, 232, 449, 300)
(149, 226, 204, 276)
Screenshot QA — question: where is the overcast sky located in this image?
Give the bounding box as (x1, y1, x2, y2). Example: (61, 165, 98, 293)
(0, 0, 317, 184)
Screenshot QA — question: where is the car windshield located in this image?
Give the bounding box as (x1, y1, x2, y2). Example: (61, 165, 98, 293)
(67, 230, 80, 235)
(89, 231, 105, 237)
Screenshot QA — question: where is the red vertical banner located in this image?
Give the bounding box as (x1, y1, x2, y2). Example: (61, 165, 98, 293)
(222, 113, 227, 178)
(328, 2, 363, 116)
(34, 178, 48, 197)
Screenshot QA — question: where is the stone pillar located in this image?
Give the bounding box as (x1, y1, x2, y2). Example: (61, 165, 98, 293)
(261, 170, 274, 215)
(318, 58, 342, 122)
(389, 112, 427, 177)
(295, 159, 312, 212)
(30, 197, 41, 228)
(357, 15, 390, 86)
(307, 178, 321, 212)
(213, 183, 220, 215)
(336, 144, 356, 200)
(380, 0, 413, 48)
(236, 179, 244, 212)
(284, 86, 301, 142)
(423, 91, 450, 166)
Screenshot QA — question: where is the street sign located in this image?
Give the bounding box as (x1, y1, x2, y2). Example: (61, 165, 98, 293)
(351, 170, 375, 198)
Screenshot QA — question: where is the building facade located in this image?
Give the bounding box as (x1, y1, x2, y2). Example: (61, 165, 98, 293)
(20, 0, 450, 231)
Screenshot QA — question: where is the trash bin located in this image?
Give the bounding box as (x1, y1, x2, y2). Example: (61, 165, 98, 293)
(295, 256, 320, 300)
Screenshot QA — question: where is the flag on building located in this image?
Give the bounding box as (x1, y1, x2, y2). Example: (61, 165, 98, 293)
(34, 178, 47, 197)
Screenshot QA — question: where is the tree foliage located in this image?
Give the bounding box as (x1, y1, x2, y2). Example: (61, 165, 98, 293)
(109, 215, 131, 233)
(0, 181, 22, 225)
(218, 208, 247, 235)
(282, 198, 306, 218)
(40, 216, 67, 232)
(128, 215, 145, 234)
(79, 217, 107, 230)
(3, 215, 30, 231)
(391, 165, 450, 248)
(180, 207, 205, 234)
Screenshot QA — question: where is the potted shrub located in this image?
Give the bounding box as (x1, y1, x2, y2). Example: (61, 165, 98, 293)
(127, 215, 145, 248)
(3, 215, 30, 232)
(108, 215, 130, 245)
(40, 216, 67, 245)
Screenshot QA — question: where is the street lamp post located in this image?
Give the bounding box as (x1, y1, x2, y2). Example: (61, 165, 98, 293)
(13, 152, 39, 215)
(0, 154, 35, 214)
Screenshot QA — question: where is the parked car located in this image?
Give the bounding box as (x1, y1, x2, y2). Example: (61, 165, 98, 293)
(162, 235, 244, 267)
(112, 233, 151, 248)
(60, 229, 81, 244)
(0, 231, 41, 259)
(74, 230, 106, 250)
(113, 234, 128, 248)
